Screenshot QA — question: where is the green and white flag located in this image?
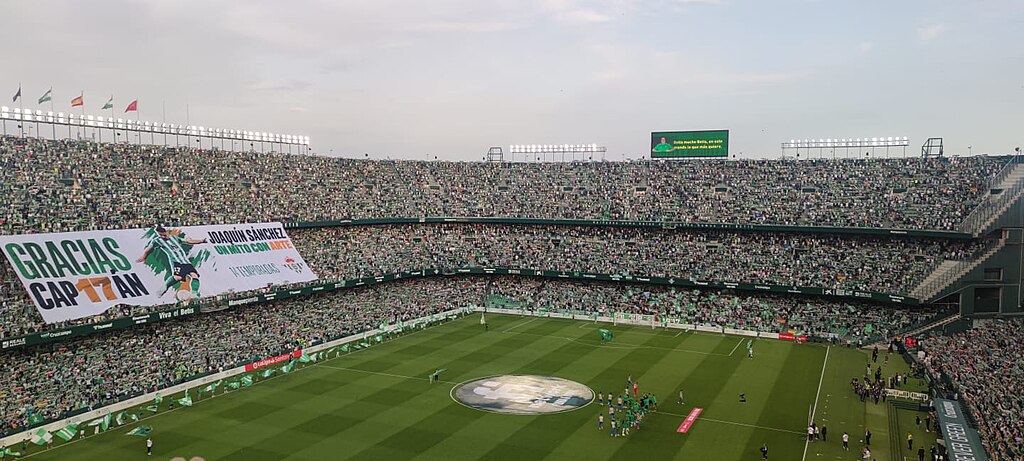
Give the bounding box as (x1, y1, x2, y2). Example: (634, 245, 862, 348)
(30, 428, 52, 445)
(598, 329, 613, 342)
(2, 447, 23, 457)
(261, 368, 274, 378)
(177, 393, 193, 407)
(144, 405, 158, 413)
(27, 413, 44, 425)
(226, 381, 241, 390)
(126, 425, 152, 437)
(38, 88, 52, 104)
(340, 344, 351, 353)
(154, 393, 163, 404)
(374, 335, 383, 343)
(115, 411, 127, 426)
(298, 353, 312, 363)
(281, 361, 295, 373)
(54, 423, 78, 442)
(241, 375, 254, 387)
(130, 413, 139, 422)
(88, 414, 112, 431)
(101, 96, 113, 110)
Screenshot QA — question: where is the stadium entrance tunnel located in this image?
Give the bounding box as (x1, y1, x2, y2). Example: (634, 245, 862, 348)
(451, 375, 594, 415)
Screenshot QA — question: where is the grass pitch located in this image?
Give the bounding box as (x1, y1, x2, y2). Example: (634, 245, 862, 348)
(19, 313, 934, 460)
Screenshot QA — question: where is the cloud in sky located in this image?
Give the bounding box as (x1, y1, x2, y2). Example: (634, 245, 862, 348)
(2, 0, 1022, 159)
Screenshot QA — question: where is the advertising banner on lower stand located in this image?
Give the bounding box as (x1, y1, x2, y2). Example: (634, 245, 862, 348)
(933, 398, 990, 461)
(0, 222, 317, 323)
(245, 350, 303, 372)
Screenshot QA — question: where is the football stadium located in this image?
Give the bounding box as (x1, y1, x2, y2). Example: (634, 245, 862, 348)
(1, 2, 1022, 461)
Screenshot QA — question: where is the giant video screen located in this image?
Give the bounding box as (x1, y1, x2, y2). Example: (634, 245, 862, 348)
(651, 130, 729, 158)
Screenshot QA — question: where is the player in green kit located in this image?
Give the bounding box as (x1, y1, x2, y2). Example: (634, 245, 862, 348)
(137, 225, 209, 299)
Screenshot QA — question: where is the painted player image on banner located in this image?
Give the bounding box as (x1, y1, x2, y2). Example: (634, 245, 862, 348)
(0, 222, 317, 324)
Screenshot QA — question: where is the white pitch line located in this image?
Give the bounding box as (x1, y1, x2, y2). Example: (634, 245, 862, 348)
(318, 364, 458, 385)
(502, 317, 539, 333)
(801, 345, 830, 461)
(659, 412, 804, 435)
(728, 337, 745, 357)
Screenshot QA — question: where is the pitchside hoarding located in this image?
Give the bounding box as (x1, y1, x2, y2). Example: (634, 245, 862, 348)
(0, 222, 317, 323)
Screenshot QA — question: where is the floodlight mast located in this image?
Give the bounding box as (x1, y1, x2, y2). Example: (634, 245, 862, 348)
(780, 136, 911, 159)
(0, 108, 310, 154)
(506, 143, 607, 162)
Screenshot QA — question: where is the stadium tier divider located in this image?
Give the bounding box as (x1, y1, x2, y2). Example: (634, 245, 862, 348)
(0, 306, 474, 448)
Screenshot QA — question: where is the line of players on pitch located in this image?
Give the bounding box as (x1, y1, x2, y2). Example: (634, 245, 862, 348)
(595, 376, 657, 437)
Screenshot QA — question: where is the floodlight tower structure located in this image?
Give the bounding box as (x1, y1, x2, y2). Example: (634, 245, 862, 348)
(487, 146, 504, 163)
(921, 138, 944, 157)
(781, 136, 911, 159)
(507, 144, 607, 162)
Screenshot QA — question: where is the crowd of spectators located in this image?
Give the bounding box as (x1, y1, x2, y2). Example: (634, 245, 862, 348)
(0, 136, 1007, 234)
(0, 277, 484, 435)
(0, 224, 989, 339)
(921, 320, 1024, 460)
(0, 275, 938, 435)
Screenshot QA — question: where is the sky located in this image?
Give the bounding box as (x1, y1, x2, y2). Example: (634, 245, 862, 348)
(2, 0, 1022, 160)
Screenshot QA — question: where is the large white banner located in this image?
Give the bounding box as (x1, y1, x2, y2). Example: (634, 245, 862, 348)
(0, 222, 317, 323)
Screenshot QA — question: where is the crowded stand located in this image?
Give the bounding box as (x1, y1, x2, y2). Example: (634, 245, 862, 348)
(921, 320, 1024, 460)
(0, 276, 935, 434)
(0, 137, 1006, 233)
(0, 224, 989, 338)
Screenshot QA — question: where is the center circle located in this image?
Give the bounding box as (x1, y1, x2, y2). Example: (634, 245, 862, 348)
(451, 375, 595, 415)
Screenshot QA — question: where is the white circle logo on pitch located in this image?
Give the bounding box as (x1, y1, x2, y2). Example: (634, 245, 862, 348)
(452, 375, 594, 415)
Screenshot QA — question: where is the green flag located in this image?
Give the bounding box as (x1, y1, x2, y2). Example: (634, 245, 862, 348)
(340, 344, 351, 353)
(598, 329, 613, 341)
(241, 375, 254, 387)
(298, 353, 312, 363)
(261, 368, 274, 378)
(126, 425, 152, 437)
(30, 428, 52, 445)
(130, 413, 139, 422)
(101, 96, 113, 110)
(154, 393, 163, 405)
(282, 361, 295, 373)
(38, 88, 52, 104)
(115, 411, 126, 426)
(177, 393, 193, 407)
(27, 413, 43, 425)
(374, 335, 383, 343)
(54, 424, 78, 442)
(226, 381, 241, 390)
(2, 447, 22, 457)
(144, 405, 158, 413)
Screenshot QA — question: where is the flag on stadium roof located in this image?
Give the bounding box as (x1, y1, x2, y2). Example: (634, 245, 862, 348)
(125, 99, 138, 112)
(101, 96, 113, 110)
(12, 85, 21, 103)
(71, 93, 83, 107)
(54, 423, 78, 442)
(37, 88, 51, 104)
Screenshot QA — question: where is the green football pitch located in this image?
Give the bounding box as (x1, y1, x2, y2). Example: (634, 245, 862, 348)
(17, 313, 937, 460)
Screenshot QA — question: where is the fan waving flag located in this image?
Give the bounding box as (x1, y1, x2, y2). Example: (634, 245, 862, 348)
(125, 99, 138, 112)
(71, 94, 84, 107)
(54, 423, 79, 441)
(30, 428, 52, 445)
